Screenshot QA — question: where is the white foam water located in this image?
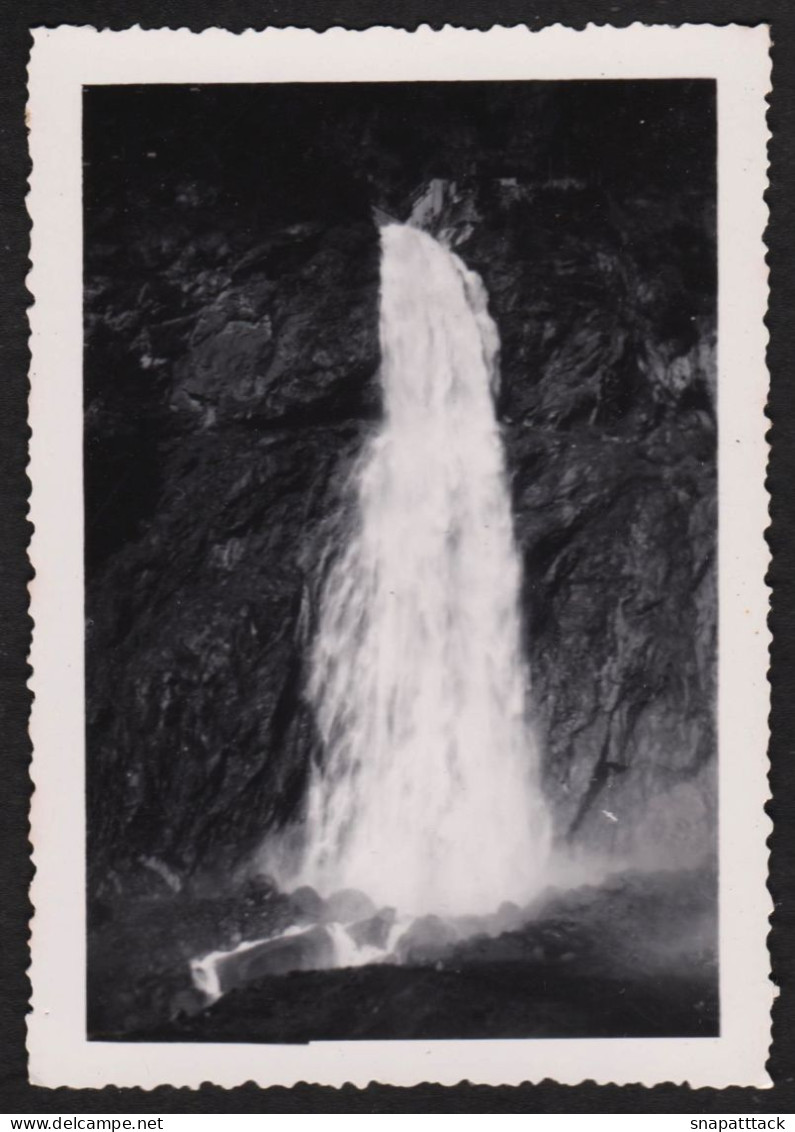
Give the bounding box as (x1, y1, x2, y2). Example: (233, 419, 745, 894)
(288, 223, 551, 917)
(190, 925, 308, 1002)
(190, 919, 409, 1001)
(324, 920, 407, 969)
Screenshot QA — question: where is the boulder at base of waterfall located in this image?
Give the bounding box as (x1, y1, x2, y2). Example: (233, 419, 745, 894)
(452, 913, 491, 939)
(324, 888, 376, 924)
(489, 901, 526, 935)
(347, 907, 397, 950)
(288, 885, 327, 924)
(395, 915, 460, 965)
(214, 927, 335, 996)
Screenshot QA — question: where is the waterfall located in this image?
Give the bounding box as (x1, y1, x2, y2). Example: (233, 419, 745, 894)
(292, 223, 551, 917)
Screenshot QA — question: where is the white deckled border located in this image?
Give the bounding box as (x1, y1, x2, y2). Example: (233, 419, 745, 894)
(27, 23, 772, 1089)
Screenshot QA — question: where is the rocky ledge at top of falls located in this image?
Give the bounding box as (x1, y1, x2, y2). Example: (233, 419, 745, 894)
(85, 168, 716, 897)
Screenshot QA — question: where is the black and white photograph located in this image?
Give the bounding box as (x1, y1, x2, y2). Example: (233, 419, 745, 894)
(83, 76, 719, 1044)
(25, 24, 771, 1089)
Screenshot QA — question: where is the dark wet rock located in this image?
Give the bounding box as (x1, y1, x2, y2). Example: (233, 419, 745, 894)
(324, 888, 376, 924)
(452, 913, 491, 939)
(166, 222, 381, 429)
(527, 865, 718, 977)
(288, 885, 326, 924)
(450, 929, 546, 966)
(213, 927, 335, 996)
(87, 877, 293, 1036)
(448, 867, 715, 979)
(395, 915, 460, 965)
(237, 873, 281, 910)
(146, 961, 718, 1043)
(89, 864, 717, 1038)
(141, 869, 719, 1041)
(489, 901, 525, 935)
(169, 987, 206, 1020)
(347, 907, 397, 950)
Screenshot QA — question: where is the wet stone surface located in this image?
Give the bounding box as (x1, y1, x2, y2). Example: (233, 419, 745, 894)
(89, 867, 717, 1041)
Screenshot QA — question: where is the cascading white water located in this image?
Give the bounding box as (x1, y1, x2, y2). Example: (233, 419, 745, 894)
(291, 223, 551, 917)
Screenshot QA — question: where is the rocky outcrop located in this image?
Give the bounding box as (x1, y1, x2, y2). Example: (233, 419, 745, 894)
(85, 216, 382, 892)
(98, 866, 716, 1041)
(208, 927, 336, 998)
(84, 87, 716, 896)
(414, 177, 717, 862)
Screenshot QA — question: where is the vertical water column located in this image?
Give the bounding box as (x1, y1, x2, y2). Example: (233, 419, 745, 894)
(295, 224, 550, 917)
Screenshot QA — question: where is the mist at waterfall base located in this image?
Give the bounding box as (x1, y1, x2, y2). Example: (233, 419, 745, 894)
(84, 82, 718, 1041)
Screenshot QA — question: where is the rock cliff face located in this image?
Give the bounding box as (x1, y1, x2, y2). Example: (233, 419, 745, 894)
(84, 83, 716, 897)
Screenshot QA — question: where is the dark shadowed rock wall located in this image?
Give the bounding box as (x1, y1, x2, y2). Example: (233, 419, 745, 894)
(84, 82, 716, 897)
